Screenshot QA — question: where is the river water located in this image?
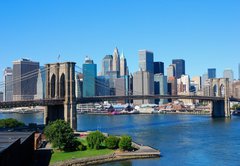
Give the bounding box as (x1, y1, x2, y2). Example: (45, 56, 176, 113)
(1, 112, 240, 166)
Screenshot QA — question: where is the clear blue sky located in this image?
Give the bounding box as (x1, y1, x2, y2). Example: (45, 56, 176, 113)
(0, 0, 240, 82)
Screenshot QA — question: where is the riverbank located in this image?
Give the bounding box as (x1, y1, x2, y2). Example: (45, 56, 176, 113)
(51, 142, 160, 166)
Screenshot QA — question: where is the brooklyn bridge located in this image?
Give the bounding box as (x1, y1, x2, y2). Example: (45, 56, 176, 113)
(0, 62, 239, 129)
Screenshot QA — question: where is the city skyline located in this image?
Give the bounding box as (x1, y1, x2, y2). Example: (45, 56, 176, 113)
(0, 0, 240, 82)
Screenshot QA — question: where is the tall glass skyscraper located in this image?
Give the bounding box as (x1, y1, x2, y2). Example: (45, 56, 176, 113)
(139, 50, 154, 74)
(172, 59, 185, 79)
(154, 62, 164, 75)
(3, 67, 13, 101)
(223, 69, 234, 82)
(35, 66, 46, 99)
(101, 55, 113, 76)
(83, 57, 97, 97)
(208, 68, 216, 79)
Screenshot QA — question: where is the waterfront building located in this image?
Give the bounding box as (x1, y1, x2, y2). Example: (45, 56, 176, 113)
(133, 69, 154, 105)
(34, 66, 46, 99)
(96, 76, 110, 96)
(101, 55, 113, 76)
(154, 61, 164, 75)
(177, 75, 190, 94)
(223, 69, 234, 82)
(139, 50, 154, 74)
(0, 91, 3, 102)
(83, 57, 97, 97)
(3, 67, 13, 101)
(76, 73, 83, 98)
(208, 68, 216, 79)
(12, 58, 39, 101)
(201, 73, 208, 89)
(167, 64, 175, 78)
(112, 47, 120, 75)
(154, 74, 168, 105)
(120, 52, 128, 76)
(191, 76, 202, 92)
(168, 76, 177, 96)
(172, 59, 185, 79)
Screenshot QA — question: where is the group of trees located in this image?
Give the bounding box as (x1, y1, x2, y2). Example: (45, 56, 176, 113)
(0, 118, 25, 128)
(86, 131, 132, 151)
(44, 120, 132, 152)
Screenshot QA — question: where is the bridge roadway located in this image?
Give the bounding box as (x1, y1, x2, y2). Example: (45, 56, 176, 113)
(0, 95, 239, 109)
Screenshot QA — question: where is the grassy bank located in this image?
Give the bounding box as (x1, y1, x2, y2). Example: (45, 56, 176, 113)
(50, 149, 114, 164)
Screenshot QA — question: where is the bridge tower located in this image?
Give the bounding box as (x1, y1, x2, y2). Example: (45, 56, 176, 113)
(44, 62, 77, 129)
(209, 78, 230, 117)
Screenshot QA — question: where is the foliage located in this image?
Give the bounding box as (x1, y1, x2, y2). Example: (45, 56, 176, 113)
(118, 135, 132, 151)
(79, 144, 87, 151)
(0, 118, 25, 128)
(86, 131, 106, 150)
(44, 120, 80, 151)
(232, 104, 240, 110)
(105, 136, 120, 149)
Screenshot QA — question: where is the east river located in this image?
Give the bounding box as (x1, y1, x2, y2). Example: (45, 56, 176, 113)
(1, 112, 240, 166)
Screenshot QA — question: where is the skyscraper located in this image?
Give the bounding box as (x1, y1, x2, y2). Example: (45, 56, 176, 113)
(208, 68, 216, 79)
(167, 64, 175, 78)
(0, 92, 3, 102)
(101, 55, 113, 76)
(35, 66, 46, 99)
(83, 57, 97, 97)
(191, 76, 201, 92)
(139, 50, 154, 74)
(112, 47, 120, 74)
(177, 75, 190, 94)
(120, 52, 127, 76)
(154, 74, 168, 105)
(12, 59, 39, 101)
(76, 73, 83, 98)
(172, 59, 185, 79)
(133, 69, 154, 105)
(154, 62, 164, 75)
(3, 67, 13, 101)
(223, 69, 234, 82)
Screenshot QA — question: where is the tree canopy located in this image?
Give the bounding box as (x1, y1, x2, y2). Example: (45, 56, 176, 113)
(86, 131, 106, 150)
(44, 120, 80, 151)
(0, 118, 25, 128)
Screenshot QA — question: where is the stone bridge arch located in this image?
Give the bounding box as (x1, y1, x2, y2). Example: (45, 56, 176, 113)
(209, 78, 230, 117)
(44, 62, 76, 129)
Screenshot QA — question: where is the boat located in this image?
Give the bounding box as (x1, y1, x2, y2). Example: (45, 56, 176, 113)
(232, 110, 240, 116)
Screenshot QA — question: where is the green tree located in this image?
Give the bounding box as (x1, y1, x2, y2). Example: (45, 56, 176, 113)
(44, 120, 80, 151)
(0, 118, 25, 128)
(105, 136, 120, 149)
(118, 135, 132, 151)
(86, 131, 106, 150)
(232, 104, 240, 110)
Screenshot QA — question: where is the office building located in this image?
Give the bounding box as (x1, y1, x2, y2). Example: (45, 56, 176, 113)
(223, 69, 234, 82)
(133, 69, 154, 105)
(154, 74, 168, 105)
(167, 64, 175, 78)
(191, 76, 201, 92)
(35, 67, 46, 99)
(172, 59, 185, 79)
(239, 63, 240, 80)
(76, 73, 83, 98)
(3, 67, 13, 101)
(168, 76, 177, 96)
(0, 91, 3, 102)
(154, 62, 164, 75)
(208, 68, 216, 79)
(114, 77, 127, 103)
(96, 76, 110, 96)
(83, 57, 97, 97)
(201, 73, 208, 89)
(139, 50, 154, 74)
(177, 75, 190, 94)
(120, 52, 128, 76)
(101, 55, 113, 76)
(112, 47, 120, 75)
(12, 59, 39, 101)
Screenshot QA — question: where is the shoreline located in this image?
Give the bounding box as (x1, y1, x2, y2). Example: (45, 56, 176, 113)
(51, 141, 160, 166)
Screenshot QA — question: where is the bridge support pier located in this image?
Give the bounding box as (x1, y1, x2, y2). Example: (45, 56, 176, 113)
(211, 99, 231, 118)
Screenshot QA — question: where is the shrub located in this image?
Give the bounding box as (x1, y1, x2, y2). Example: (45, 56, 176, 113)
(105, 136, 120, 149)
(44, 120, 79, 151)
(79, 144, 87, 151)
(0, 118, 25, 128)
(86, 131, 106, 150)
(118, 135, 132, 151)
